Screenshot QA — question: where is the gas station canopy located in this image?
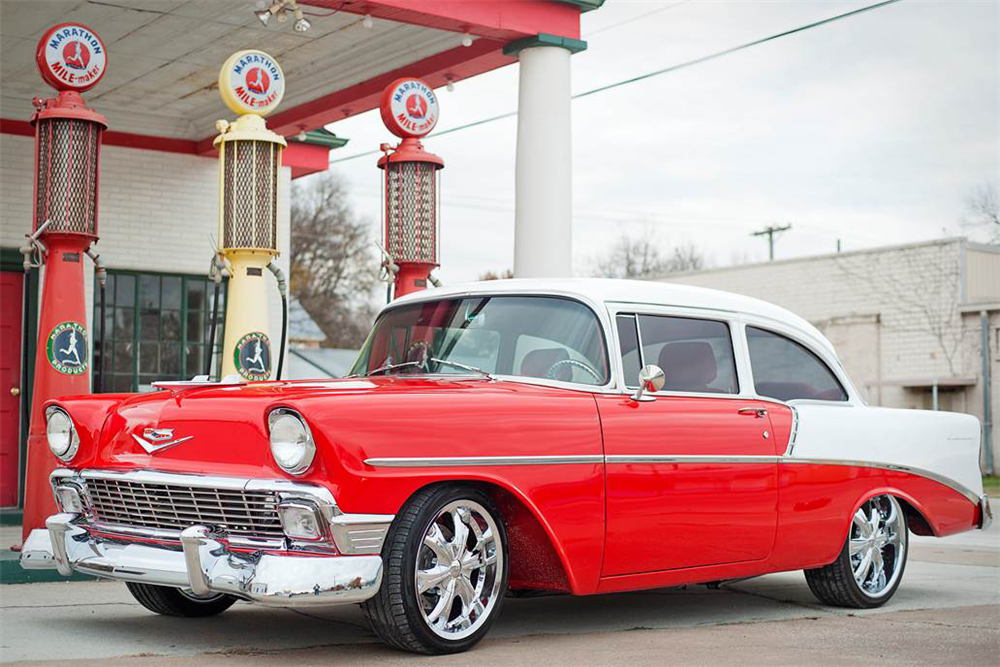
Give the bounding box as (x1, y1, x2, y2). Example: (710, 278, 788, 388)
(1, 0, 591, 175)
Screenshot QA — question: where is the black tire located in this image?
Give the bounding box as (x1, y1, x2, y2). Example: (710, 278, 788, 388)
(805, 494, 909, 609)
(362, 484, 509, 655)
(126, 582, 237, 617)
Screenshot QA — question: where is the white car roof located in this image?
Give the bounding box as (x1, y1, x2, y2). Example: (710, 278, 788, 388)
(389, 278, 835, 355)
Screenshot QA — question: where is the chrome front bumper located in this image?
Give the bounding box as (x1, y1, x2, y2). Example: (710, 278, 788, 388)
(21, 515, 382, 606)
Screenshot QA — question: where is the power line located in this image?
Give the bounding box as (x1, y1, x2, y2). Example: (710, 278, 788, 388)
(574, 0, 901, 101)
(584, 1, 691, 37)
(331, 0, 903, 165)
(341, 182, 893, 245)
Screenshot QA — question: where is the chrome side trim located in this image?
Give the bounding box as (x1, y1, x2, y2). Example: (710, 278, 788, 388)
(780, 458, 981, 505)
(364, 455, 978, 504)
(364, 455, 604, 467)
(786, 405, 800, 455)
(606, 455, 778, 464)
(603, 455, 981, 505)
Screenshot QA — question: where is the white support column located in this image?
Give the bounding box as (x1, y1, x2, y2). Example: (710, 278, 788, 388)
(513, 45, 573, 278)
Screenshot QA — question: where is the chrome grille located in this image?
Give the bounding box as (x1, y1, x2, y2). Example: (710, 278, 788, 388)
(84, 477, 284, 539)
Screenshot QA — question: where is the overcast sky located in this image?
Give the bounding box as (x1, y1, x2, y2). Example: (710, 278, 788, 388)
(313, 0, 1000, 284)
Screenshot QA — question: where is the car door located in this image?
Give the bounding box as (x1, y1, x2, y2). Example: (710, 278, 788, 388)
(598, 312, 779, 576)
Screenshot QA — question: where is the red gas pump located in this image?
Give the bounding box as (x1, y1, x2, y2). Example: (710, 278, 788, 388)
(377, 78, 443, 299)
(21, 23, 107, 539)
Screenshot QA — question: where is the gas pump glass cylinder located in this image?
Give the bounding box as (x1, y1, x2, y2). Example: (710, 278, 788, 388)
(385, 161, 439, 266)
(34, 117, 103, 236)
(222, 139, 280, 251)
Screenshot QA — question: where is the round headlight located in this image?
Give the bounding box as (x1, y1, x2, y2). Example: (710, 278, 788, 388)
(45, 407, 80, 462)
(268, 409, 315, 475)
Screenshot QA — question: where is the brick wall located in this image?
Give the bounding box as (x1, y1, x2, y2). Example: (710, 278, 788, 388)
(1, 132, 291, 376)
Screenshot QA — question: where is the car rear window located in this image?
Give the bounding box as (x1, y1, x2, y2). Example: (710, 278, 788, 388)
(746, 326, 847, 402)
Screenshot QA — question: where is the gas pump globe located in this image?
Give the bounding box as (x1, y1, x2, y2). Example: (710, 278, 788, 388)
(21, 23, 108, 538)
(212, 50, 287, 381)
(378, 78, 443, 298)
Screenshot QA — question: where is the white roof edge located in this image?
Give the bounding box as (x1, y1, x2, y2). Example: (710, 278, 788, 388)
(387, 278, 835, 354)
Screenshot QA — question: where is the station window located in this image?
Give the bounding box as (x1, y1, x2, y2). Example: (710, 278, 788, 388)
(92, 272, 226, 392)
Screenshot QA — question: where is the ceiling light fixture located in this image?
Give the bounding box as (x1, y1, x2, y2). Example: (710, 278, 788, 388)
(254, 6, 276, 26)
(461, 33, 473, 47)
(256, 0, 311, 32)
(362, 14, 373, 29)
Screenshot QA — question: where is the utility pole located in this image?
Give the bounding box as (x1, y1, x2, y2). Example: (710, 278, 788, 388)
(751, 224, 791, 261)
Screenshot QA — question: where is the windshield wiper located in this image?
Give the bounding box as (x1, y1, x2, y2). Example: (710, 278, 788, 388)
(361, 361, 424, 377)
(430, 358, 494, 380)
(350, 358, 493, 380)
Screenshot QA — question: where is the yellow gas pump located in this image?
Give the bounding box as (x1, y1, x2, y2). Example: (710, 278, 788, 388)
(212, 50, 287, 381)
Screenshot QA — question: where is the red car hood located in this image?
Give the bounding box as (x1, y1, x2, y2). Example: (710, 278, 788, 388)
(55, 377, 526, 478)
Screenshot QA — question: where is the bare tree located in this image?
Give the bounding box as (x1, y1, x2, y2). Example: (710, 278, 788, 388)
(591, 228, 707, 279)
(961, 182, 1000, 243)
(667, 242, 707, 273)
(479, 269, 514, 281)
(836, 243, 972, 376)
(290, 173, 378, 348)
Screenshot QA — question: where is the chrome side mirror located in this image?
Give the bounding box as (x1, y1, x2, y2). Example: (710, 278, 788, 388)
(631, 365, 664, 402)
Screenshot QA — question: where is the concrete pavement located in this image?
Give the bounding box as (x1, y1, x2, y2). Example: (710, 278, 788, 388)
(2, 524, 997, 665)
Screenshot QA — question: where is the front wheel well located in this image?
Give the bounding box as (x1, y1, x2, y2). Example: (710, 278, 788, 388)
(400, 480, 572, 594)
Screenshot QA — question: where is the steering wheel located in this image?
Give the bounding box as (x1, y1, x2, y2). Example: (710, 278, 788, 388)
(545, 358, 603, 383)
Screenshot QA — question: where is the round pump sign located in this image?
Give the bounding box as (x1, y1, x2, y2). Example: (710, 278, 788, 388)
(218, 50, 285, 116)
(35, 23, 107, 92)
(380, 77, 439, 138)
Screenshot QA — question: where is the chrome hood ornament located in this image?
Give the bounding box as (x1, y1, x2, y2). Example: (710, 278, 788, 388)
(132, 428, 192, 454)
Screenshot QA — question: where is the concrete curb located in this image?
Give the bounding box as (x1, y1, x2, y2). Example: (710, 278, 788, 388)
(0, 509, 23, 526)
(0, 550, 95, 585)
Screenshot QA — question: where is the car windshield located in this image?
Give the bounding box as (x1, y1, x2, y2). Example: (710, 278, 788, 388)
(349, 296, 609, 386)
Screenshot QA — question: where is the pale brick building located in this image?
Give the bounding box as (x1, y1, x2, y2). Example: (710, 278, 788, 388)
(659, 238, 1000, 471)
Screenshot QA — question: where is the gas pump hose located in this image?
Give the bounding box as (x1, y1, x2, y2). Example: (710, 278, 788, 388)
(266, 261, 288, 381)
(205, 254, 226, 378)
(85, 246, 107, 393)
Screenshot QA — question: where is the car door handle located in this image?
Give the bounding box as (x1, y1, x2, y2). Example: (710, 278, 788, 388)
(738, 407, 767, 418)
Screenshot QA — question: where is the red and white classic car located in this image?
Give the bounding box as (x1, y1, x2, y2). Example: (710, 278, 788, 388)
(22, 279, 992, 654)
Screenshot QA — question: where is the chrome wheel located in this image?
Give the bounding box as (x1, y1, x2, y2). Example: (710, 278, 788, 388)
(849, 495, 905, 598)
(415, 499, 503, 641)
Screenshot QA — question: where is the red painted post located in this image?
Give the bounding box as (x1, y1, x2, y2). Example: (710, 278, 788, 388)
(21, 24, 107, 539)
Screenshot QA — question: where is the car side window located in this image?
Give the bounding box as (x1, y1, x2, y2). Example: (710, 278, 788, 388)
(746, 326, 848, 402)
(630, 314, 739, 394)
